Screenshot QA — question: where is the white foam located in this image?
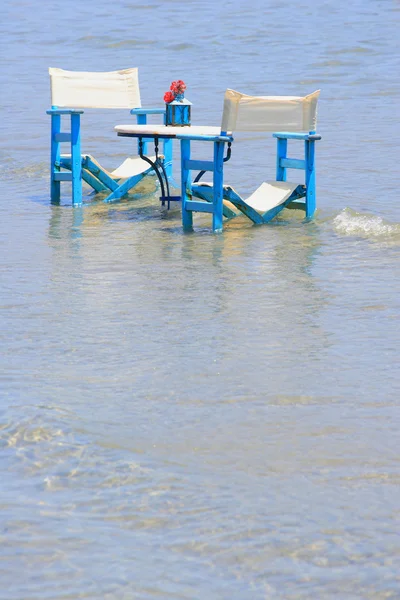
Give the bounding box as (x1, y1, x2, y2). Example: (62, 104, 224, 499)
(333, 208, 400, 239)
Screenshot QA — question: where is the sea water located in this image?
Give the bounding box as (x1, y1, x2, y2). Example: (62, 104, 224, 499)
(1, 0, 400, 598)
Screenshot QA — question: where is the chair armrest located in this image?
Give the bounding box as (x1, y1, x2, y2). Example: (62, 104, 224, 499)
(176, 133, 234, 143)
(273, 132, 321, 141)
(46, 108, 84, 115)
(130, 108, 166, 115)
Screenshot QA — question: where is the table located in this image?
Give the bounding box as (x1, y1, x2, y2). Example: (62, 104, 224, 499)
(114, 123, 234, 231)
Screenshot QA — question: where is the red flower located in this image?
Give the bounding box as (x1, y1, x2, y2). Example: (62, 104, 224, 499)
(170, 79, 186, 95)
(164, 80, 187, 102)
(164, 91, 175, 103)
(176, 79, 186, 92)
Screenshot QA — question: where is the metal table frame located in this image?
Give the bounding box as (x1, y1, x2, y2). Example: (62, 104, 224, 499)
(116, 125, 234, 232)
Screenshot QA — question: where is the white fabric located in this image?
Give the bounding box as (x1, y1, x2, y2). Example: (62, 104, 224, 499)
(60, 154, 154, 179)
(221, 89, 320, 133)
(49, 67, 141, 109)
(245, 181, 300, 213)
(195, 180, 300, 214)
(115, 124, 222, 137)
(110, 156, 156, 178)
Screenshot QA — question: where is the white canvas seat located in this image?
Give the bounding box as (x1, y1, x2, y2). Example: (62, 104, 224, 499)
(60, 153, 157, 179)
(48, 67, 170, 205)
(242, 181, 302, 213)
(194, 180, 302, 214)
(109, 156, 158, 179)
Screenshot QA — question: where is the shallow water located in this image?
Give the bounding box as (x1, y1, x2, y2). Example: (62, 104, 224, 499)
(1, 1, 400, 598)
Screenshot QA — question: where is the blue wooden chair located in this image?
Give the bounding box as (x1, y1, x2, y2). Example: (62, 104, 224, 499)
(47, 68, 172, 205)
(183, 88, 321, 232)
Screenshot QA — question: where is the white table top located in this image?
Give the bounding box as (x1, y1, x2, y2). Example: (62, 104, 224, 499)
(114, 124, 232, 141)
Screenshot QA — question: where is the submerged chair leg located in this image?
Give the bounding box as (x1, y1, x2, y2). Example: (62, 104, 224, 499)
(273, 131, 320, 218)
(103, 173, 147, 203)
(163, 138, 173, 181)
(50, 113, 61, 204)
(212, 141, 225, 232)
(181, 139, 193, 231)
(48, 108, 84, 205)
(70, 113, 82, 206)
(305, 138, 316, 218)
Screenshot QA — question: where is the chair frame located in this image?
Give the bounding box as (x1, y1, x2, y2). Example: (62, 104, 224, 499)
(47, 69, 172, 205)
(184, 90, 321, 232)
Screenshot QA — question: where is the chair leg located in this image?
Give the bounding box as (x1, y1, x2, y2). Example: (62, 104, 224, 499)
(103, 173, 146, 203)
(81, 169, 107, 193)
(305, 139, 316, 218)
(163, 138, 173, 181)
(181, 139, 193, 231)
(276, 138, 287, 182)
(71, 113, 82, 205)
(82, 156, 119, 193)
(212, 141, 225, 232)
(50, 114, 61, 204)
(136, 114, 148, 155)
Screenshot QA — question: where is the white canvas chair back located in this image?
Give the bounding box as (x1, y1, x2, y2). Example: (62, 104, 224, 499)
(49, 67, 141, 109)
(221, 88, 320, 133)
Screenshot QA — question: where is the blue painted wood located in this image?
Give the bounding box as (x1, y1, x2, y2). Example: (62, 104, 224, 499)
(54, 133, 71, 143)
(177, 134, 233, 143)
(191, 184, 238, 220)
(221, 187, 264, 224)
(276, 138, 287, 182)
(261, 185, 306, 223)
(60, 156, 107, 193)
(212, 141, 225, 232)
(180, 139, 193, 231)
(103, 173, 146, 202)
(70, 113, 82, 205)
(82, 156, 119, 192)
(305, 139, 316, 218)
(130, 108, 166, 115)
(192, 184, 306, 226)
(280, 158, 306, 170)
(163, 138, 173, 180)
(287, 199, 306, 210)
(161, 110, 173, 179)
(47, 108, 84, 115)
(117, 131, 233, 142)
(184, 159, 214, 172)
(261, 200, 292, 223)
(53, 172, 72, 181)
(274, 130, 321, 219)
(136, 113, 148, 155)
(81, 169, 108, 193)
(47, 97, 168, 205)
(273, 132, 321, 141)
(184, 200, 214, 214)
(50, 112, 61, 203)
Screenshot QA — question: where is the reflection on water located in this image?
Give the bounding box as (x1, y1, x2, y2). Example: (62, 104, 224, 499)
(1, 0, 400, 597)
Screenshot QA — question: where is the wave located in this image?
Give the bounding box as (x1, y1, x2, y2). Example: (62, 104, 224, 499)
(332, 207, 400, 241)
